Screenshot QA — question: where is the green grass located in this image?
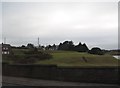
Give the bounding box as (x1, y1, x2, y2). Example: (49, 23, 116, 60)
(35, 51, 119, 67)
(3, 49, 119, 67)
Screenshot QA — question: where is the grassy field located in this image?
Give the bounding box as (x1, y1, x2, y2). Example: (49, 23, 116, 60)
(3, 49, 119, 67)
(35, 50, 119, 67)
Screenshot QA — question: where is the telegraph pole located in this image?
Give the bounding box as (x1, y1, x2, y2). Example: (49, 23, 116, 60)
(38, 37, 39, 47)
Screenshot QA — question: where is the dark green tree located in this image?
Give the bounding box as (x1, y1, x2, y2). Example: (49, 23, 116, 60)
(88, 47, 104, 55)
(52, 44, 57, 50)
(58, 41, 74, 51)
(74, 42, 82, 51)
(27, 43, 34, 49)
(82, 43, 89, 52)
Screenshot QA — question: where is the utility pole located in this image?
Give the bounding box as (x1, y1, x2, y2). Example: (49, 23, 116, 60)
(38, 37, 39, 47)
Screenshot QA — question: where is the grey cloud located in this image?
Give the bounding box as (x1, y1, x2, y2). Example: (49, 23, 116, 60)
(2, 2, 118, 49)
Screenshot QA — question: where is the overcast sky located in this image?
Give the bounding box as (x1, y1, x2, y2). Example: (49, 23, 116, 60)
(1, 2, 118, 49)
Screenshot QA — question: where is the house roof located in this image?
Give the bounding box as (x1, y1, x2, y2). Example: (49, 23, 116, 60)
(0, 43, 11, 47)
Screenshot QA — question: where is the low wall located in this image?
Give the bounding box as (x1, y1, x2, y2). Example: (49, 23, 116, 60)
(2, 63, 119, 84)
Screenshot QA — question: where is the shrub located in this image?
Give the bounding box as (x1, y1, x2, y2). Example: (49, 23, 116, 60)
(88, 47, 104, 55)
(14, 50, 52, 64)
(3, 49, 52, 64)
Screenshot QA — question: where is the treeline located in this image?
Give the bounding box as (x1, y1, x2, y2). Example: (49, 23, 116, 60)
(58, 41, 89, 52)
(11, 40, 105, 55)
(12, 41, 89, 52)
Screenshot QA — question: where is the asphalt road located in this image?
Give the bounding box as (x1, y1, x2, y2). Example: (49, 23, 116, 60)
(2, 76, 119, 88)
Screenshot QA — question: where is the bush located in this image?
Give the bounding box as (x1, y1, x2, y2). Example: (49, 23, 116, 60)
(14, 51, 52, 64)
(88, 47, 104, 55)
(3, 49, 52, 64)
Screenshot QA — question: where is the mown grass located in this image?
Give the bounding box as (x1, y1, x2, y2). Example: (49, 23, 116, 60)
(3, 49, 119, 67)
(35, 50, 119, 67)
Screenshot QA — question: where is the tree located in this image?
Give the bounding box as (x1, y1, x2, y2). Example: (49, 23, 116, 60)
(88, 47, 104, 55)
(21, 45, 26, 48)
(62, 41, 70, 50)
(45, 45, 52, 50)
(20, 45, 27, 49)
(58, 41, 68, 50)
(58, 43, 63, 50)
(74, 42, 82, 51)
(58, 41, 74, 51)
(58, 41, 89, 52)
(82, 43, 89, 52)
(68, 41, 74, 51)
(52, 44, 57, 50)
(74, 42, 89, 52)
(27, 43, 34, 49)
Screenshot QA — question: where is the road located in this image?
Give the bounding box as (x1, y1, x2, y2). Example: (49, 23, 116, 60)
(2, 76, 119, 88)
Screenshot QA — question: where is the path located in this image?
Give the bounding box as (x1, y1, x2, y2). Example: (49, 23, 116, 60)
(2, 76, 119, 87)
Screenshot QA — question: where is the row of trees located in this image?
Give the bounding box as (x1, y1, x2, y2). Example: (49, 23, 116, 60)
(12, 40, 104, 55)
(58, 41, 104, 55)
(21, 41, 89, 52)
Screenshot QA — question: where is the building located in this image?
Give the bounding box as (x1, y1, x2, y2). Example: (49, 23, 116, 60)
(1, 43, 12, 55)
